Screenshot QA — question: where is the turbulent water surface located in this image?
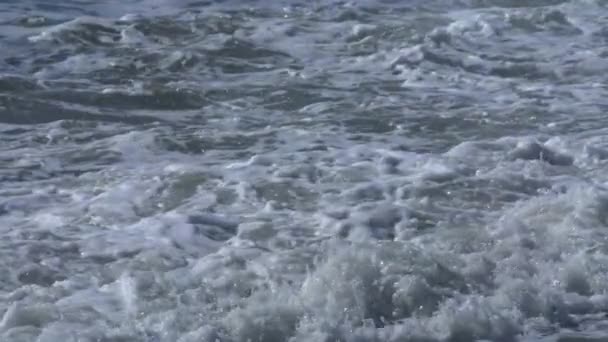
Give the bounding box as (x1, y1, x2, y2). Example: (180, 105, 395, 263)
(2, 0, 608, 341)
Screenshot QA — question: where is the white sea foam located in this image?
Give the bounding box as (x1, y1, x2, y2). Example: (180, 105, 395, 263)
(2, 0, 608, 341)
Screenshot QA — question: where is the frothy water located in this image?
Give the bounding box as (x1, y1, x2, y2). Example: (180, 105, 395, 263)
(2, 1, 608, 341)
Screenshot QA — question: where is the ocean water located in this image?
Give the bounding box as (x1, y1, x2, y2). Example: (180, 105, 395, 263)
(2, 0, 608, 341)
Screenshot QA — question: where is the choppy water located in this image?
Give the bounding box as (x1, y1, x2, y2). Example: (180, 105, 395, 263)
(2, 0, 608, 341)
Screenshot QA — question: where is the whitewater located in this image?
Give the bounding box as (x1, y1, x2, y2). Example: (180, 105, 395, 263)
(2, 0, 608, 341)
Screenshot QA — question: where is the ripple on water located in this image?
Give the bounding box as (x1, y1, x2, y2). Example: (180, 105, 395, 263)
(2, 0, 608, 341)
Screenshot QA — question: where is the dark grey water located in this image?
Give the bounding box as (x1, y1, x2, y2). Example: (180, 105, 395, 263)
(2, 1, 608, 341)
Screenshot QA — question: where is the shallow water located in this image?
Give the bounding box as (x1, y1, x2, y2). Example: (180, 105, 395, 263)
(2, 0, 608, 341)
